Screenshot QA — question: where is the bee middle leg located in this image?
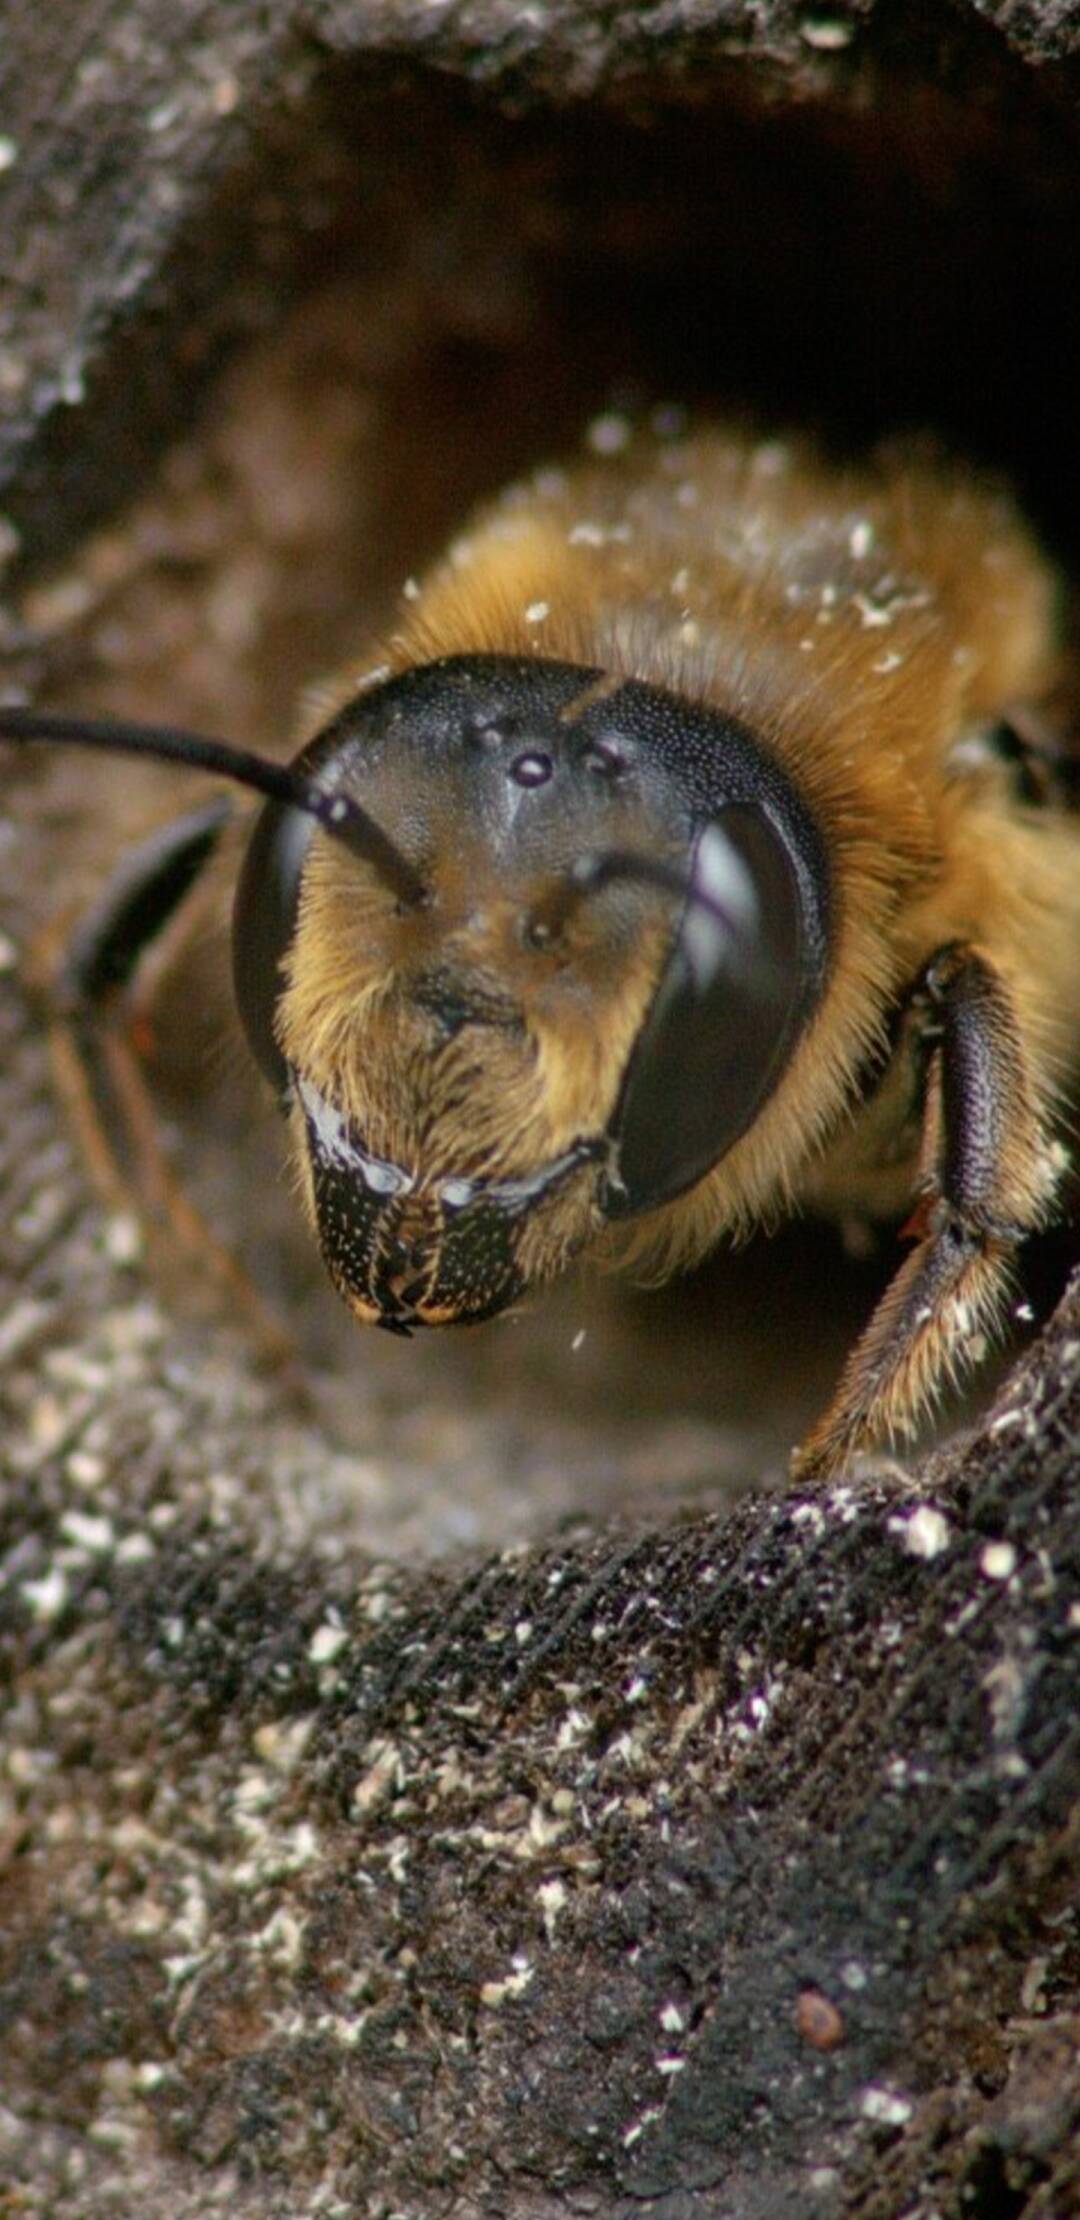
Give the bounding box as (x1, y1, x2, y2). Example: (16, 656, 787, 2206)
(792, 943, 1059, 1483)
(32, 798, 296, 1366)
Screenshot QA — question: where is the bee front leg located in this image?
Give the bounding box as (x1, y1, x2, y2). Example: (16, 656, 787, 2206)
(36, 797, 233, 1205)
(792, 943, 1060, 1483)
(30, 798, 296, 1367)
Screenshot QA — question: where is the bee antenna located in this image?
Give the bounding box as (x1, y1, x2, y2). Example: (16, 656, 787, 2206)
(531, 844, 746, 946)
(0, 706, 426, 908)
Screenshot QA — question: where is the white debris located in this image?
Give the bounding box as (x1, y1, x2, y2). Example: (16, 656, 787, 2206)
(980, 1541, 1017, 1582)
(0, 1299, 52, 1364)
(308, 1620, 349, 1665)
(66, 1450, 106, 1490)
(988, 1406, 1025, 1436)
(860, 2085, 913, 2126)
(537, 1878, 567, 1941)
(20, 1566, 68, 1620)
(480, 1955, 534, 2007)
(59, 1509, 114, 1554)
(114, 1532, 155, 1565)
(622, 2104, 663, 2148)
(350, 1739, 401, 1816)
(894, 1505, 951, 1560)
(103, 1213, 143, 1266)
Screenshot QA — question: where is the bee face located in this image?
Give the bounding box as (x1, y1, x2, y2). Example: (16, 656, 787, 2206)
(232, 655, 825, 1331)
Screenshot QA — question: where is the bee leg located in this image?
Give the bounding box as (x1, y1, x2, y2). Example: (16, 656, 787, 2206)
(792, 943, 1058, 1483)
(33, 797, 232, 1196)
(33, 800, 296, 1369)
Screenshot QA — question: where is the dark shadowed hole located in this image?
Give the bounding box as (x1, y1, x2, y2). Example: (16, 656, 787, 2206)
(11, 42, 1079, 1552)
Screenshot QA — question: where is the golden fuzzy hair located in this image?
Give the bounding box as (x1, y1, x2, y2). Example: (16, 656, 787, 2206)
(285, 423, 1078, 1293)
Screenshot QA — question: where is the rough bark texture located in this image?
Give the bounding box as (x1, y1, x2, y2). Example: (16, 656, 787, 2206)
(1, 5, 1079, 2217)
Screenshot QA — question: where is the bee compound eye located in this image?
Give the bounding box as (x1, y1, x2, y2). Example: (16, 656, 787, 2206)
(231, 718, 378, 1094)
(232, 796, 316, 1094)
(582, 742, 626, 778)
(604, 805, 821, 1218)
(231, 704, 427, 1095)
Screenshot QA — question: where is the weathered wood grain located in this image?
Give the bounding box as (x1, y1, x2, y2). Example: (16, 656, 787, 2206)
(1, 5, 1078, 2214)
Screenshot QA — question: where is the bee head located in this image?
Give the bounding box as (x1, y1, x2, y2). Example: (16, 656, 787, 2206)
(233, 657, 828, 1332)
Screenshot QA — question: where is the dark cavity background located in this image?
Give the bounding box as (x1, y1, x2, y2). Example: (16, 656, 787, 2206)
(2, 14, 1077, 1548)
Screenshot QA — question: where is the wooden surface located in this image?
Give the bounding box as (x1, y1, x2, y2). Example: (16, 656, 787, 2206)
(1, 4, 1078, 2214)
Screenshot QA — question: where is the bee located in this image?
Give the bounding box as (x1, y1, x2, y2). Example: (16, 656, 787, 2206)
(3, 421, 1078, 1479)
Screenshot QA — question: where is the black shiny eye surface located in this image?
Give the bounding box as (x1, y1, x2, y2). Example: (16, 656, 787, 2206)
(603, 804, 818, 1219)
(231, 719, 357, 1092)
(232, 799, 312, 1092)
(583, 742, 626, 778)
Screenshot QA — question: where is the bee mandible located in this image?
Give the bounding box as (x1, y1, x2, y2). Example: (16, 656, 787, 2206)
(4, 422, 1078, 1478)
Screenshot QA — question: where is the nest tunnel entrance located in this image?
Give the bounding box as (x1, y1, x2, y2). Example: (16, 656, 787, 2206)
(4, 28, 1079, 1549)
